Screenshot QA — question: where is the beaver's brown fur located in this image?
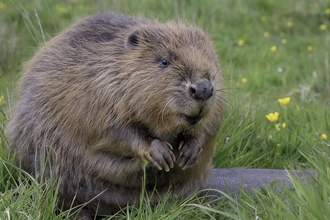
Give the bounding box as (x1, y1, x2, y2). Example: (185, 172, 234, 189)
(7, 12, 223, 218)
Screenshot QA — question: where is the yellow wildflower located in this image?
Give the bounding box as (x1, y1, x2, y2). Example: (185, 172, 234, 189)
(278, 97, 290, 105)
(56, 5, 69, 14)
(287, 21, 293, 27)
(270, 46, 277, 52)
(263, 32, 269, 37)
(237, 39, 244, 46)
(307, 46, 313, 51)
(260, 16, 266, 22)
(281, 39, 287, 44)
(242, 77, 247, 83)
(266, 112, 279, 123)
(275, 124, 281, 131)
(319, 24, 327, 31)
(282, 123, 286, 128)
(325, 8, 330, 15)
(321, 134, 327, 141)
(0, 2, 6, 10)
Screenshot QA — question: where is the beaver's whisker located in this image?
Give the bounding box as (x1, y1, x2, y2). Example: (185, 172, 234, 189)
(160, 96, 178, 138)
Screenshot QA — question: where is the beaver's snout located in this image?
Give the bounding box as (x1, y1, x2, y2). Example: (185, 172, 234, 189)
(180, 79, 213, 125)
(188, 79, 213, 101)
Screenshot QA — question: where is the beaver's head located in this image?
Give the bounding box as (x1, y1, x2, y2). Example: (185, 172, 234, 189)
(119, 23, 223, 137)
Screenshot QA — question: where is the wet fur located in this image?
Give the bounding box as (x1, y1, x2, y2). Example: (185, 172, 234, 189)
(7, 13, 223, 218)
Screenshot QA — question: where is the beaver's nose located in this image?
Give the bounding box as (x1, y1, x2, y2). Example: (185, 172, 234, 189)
(188, 79, 213, 101)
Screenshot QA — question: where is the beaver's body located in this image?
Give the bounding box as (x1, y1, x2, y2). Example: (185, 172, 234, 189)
(7, 13, 223, 218)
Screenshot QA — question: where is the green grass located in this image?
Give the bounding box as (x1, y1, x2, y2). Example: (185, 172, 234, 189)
(1, 0, 330, 219)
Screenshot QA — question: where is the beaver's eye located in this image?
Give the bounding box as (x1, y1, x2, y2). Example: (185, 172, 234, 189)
(160, 58, 169, 68)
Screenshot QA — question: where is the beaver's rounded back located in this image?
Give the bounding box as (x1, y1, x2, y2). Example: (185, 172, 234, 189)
(7, 12, 223, 218)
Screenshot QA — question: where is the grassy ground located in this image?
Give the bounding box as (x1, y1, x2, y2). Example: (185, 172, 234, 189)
(1, 0, 330, 219)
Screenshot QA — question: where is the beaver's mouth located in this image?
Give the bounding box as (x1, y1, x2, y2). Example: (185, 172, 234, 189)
(181, 113, 201, 125)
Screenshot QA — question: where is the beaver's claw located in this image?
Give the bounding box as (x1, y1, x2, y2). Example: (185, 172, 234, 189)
(177, 137, 202, 170)
(143, 139, 175, 172)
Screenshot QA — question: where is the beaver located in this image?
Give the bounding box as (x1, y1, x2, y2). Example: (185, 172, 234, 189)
(7, 12, 223, 219)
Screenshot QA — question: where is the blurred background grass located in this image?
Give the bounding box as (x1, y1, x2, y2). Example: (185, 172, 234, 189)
(0, 0, 330, 219)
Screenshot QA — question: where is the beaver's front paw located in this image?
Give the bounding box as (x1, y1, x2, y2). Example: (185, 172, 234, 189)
(143, 139, 176, 172)
(177, 137, 202, 170)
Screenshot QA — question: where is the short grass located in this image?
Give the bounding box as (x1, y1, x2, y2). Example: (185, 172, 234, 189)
(1, 0, 330, 219)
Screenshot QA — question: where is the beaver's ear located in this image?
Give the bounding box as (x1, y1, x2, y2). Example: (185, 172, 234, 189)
(126, 29, 141, 49)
